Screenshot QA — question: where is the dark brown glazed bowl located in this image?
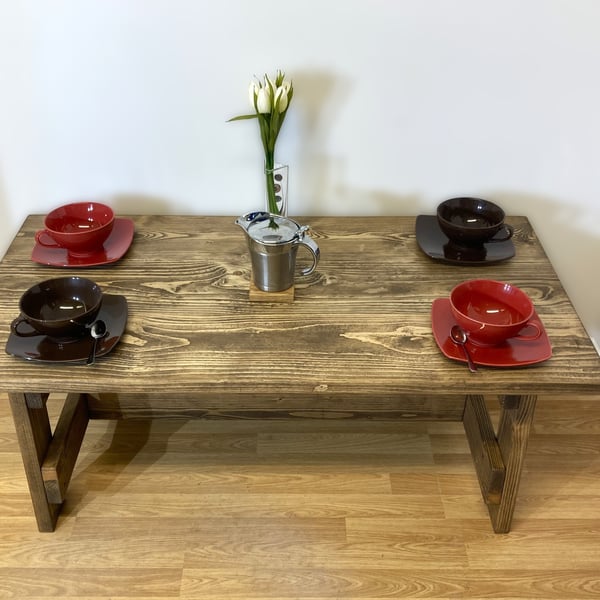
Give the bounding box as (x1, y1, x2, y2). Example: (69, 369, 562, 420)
(437, 197, 513, 246)
(14, 276, 103, 338)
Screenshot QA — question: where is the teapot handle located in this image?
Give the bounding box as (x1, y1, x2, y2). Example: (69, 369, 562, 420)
(296, 227, 320, 276)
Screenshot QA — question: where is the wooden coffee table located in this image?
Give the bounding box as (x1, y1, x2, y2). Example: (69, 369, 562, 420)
(1, 215, 599, 532)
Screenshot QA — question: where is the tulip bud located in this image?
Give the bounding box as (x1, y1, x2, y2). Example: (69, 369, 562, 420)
(256, 86, 271, 113)
(265, 73, 275, 92)
(274, 86, 288, 113)
(248, 82, 259, 110)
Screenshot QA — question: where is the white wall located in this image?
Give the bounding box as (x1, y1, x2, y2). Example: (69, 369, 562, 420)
(1, 0, 599, 346)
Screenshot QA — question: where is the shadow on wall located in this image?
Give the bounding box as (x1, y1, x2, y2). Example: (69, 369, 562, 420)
(0, 167, 15, 258)
(493, 191, 600, 348)
(330, 184, 426, 215)
(287, 69, 437, 217)
(108, 193, 176, 216)
(291, 69, 355, 215)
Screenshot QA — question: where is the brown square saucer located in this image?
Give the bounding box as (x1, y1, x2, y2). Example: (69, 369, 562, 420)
(416, 215, 515, 265)
(6, 294, 128, 363)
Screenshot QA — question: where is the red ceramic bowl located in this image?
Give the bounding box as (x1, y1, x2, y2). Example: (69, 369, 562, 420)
(35, 202, 115, 253)
(13, 276, 103, 338)
(449, 279, 539, 346)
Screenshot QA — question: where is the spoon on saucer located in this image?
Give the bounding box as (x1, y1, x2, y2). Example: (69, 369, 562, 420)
(86, 320, 107, 365)
(450, 325, 477, 373)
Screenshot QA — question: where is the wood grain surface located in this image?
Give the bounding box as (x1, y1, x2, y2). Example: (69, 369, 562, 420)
(0, 215, 599, 399)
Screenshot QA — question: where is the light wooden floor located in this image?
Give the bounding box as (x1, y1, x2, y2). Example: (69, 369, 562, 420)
(1, 393, 600, 599)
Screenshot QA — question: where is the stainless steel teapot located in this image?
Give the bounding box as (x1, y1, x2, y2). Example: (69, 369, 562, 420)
(235, 212, 320, 292)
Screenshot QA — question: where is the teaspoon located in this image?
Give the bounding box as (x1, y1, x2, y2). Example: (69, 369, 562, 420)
(86, 320, 107, 365)
(450, 325, 477, 372)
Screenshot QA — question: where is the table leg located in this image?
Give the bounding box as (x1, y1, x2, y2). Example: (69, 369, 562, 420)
(487, 394, 537, 533)
(463, 394, 537, 532)
(463, 395, 505, 505)
(8, 392, 61, 531)
(9, 392, 90, 532)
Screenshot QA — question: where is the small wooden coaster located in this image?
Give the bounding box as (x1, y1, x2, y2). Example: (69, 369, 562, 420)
(249, 281, 295, 303)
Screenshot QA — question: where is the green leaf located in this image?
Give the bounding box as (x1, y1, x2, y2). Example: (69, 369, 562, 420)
(227, 114, 259, 122)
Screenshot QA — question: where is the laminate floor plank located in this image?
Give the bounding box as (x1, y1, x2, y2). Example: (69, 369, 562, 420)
(64, 492, 447, 520)
(2, 393, 600, 598)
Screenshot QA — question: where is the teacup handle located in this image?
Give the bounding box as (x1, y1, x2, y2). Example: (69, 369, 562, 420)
(296, 227, 321, 276)
(35, 229, 61, 248)
(10, 316, 40, 337)
(514, 320, 542, 342)
(488, 224, 514, 243)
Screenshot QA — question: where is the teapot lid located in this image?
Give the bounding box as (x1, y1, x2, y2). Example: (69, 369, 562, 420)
(244, 212, 301, 244)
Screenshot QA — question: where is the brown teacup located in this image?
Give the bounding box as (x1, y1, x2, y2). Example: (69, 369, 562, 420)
(11, 276, 103, 338)
(437, 197, 513, 246)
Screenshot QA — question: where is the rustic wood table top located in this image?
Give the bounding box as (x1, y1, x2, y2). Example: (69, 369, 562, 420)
(0, 214, 598, 397)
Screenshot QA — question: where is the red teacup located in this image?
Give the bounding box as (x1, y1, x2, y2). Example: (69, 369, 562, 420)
(35, 202, 115, 253)
(449, 279, 541, 346)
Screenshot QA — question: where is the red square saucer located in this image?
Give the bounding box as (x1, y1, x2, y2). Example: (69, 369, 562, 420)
(431, 298, 552, 367)
(31, 218, 134, 267)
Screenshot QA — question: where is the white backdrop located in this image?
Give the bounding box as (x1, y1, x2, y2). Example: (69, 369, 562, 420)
(1, 0, 599, 347)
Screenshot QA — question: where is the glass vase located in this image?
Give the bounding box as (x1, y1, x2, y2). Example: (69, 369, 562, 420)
(265, 163, 288, 216)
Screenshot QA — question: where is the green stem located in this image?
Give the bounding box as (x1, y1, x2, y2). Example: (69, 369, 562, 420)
(264, 152, 280, 215)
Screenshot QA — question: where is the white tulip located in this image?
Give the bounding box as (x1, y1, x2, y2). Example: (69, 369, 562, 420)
(248, 82, 259, 110)
(274, 86, 288, 112)
(256, 86, 271, 113)
(265, 73, 275, 93)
